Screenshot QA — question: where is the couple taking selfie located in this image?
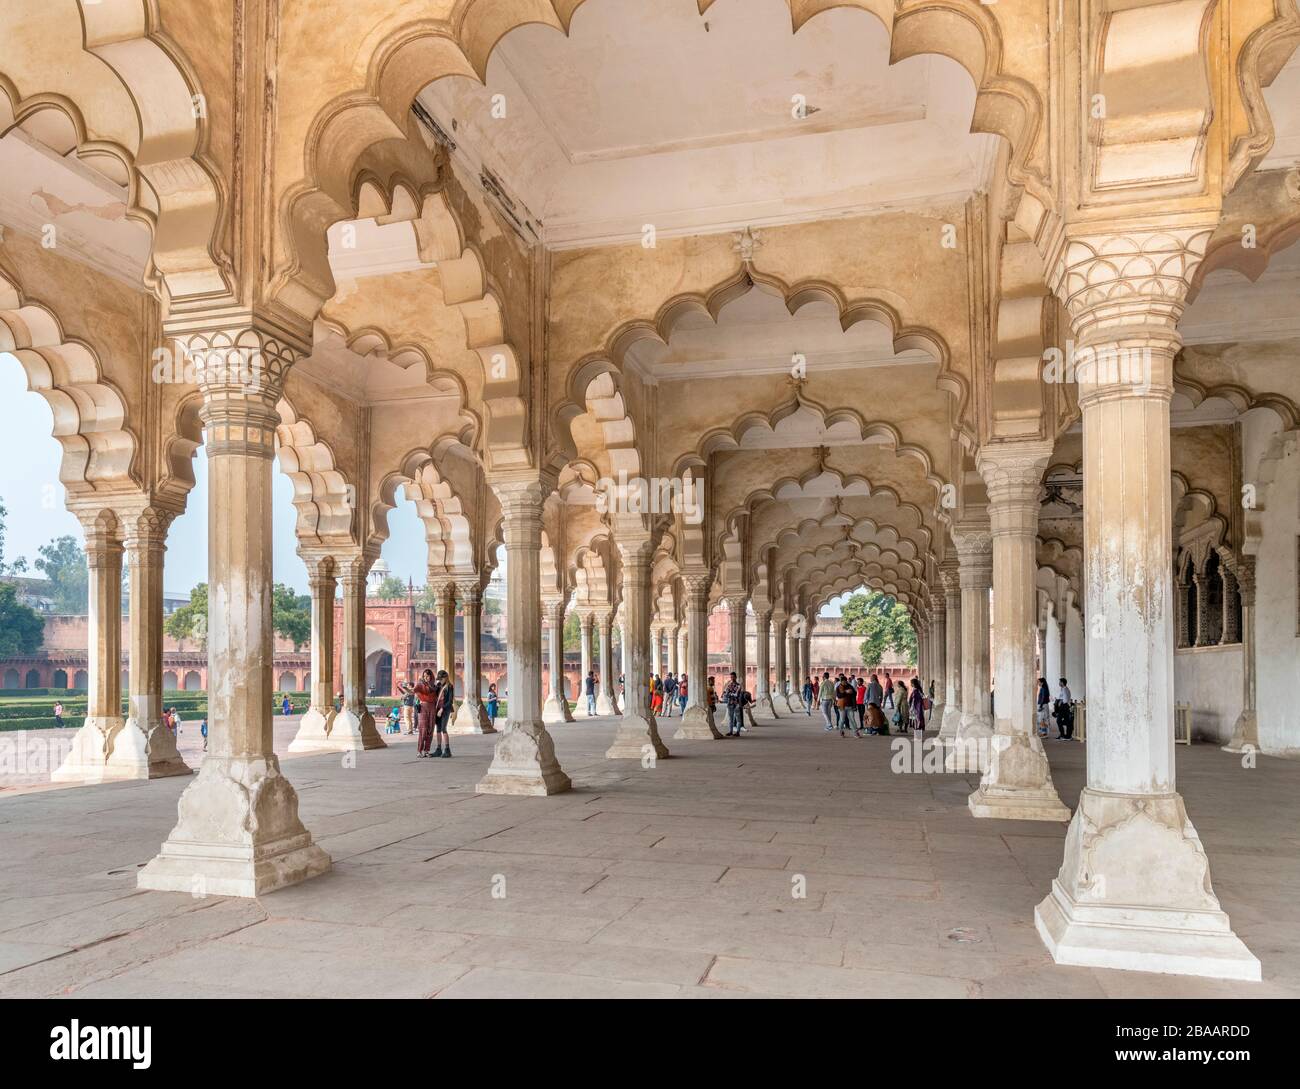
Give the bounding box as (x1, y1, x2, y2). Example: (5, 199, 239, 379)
(404, 669, 455, 758)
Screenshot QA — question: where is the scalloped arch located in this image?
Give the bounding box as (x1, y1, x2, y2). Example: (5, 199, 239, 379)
(1, 2, 225, 300)
(370, 441, 479, 570)
(283, 0, 1048, 391)
(0, 265, 136, 491)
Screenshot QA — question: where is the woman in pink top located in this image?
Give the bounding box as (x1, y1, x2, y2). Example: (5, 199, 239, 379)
(855, 677, 867, 731)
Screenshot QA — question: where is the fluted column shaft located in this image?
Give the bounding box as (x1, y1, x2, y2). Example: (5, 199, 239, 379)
(478, 479, 570, 794)
(54, 523, 128, 782)
(1033, 224, 1257, 980)
(754, 609, 776, 717)
(969, 441, 1068, 820)
(578, 610, 594, 714)
(139, 319, 328, 896)
(676, 575, 721, 739)
(452, 580, 494, 733)
(1223, 560, 1257, 753)
(595, 608, 619, 715)
(608, 535, 668, 758)
(939, 562, 962, 740)
(542, 596, 575, 723)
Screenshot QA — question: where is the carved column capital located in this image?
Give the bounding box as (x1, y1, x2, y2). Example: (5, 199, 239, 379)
(1048, 223, 1215, 344)
(166, 309, 304, 458)
(1234, 557, 1256, 605)
(120, 505, 176, 559)
(614, 533, 655, 571)
(455, 578, 483, 607)
(491, 475, 551, 549)
(680, 571, 713, 602)
(978, 439, 1053, 537)
(428, 578, 457, 607)
(336, 552, 373, 587)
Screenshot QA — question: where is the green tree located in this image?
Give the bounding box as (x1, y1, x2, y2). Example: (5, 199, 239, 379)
(561, 610, 600, 655)
(840, 590, 917, 667)
(272, 584, 312, 649)
(0, 581, 44, 656)
(375, 574, 407, 599)
(35, 535, 88, 613)
(165, 583, 209, 648)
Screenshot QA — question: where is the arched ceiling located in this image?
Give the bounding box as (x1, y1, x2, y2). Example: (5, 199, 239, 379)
(416, 0, 995, 248)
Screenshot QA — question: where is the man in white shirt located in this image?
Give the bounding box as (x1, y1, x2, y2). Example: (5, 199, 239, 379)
(1053, 678, 1073, 740)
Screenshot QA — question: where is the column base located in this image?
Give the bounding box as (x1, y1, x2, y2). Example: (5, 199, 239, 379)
(51, 717, 126, 783)
(756, 694, 779, 719)
(105, 716, 193, 779)
(606, 712, 669, 760)
(784, 690, 801, 713)
(295, 706, 386, 751)
(595, 695, 618, 717)
(1222, 710, 1258, 754)
(943, 712, 994, 771)
(542, 695, 575, 723)
(450, 698, 496, 735)
(288, 706, 338, 752)
(674, 704, 722, 740)
(968, 733, 1070, 821)
(936, 702, 962, 745)
(137, 756, 331, 898)
(476, 723, 571, 796)
(1033, 787, 1260, 981)
(744, 705, 759, 730)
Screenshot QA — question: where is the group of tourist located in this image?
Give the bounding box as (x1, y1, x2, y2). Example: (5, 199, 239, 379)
(648, 672, 689, 717)
(411, 668, 455, 758)
(1036, 676, 1075, 739)
(802, 671, 928, 738)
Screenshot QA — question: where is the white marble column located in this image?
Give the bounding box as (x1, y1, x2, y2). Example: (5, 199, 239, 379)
(332, 558, 386, 750)
(478, 478, 570, 794)
(595, 607, 619, 715)
(617, 611, 627, 684)
(54, 518, 128, 782)
(676, 625, 688, 687)
(289, 558, 341, 751)
(1034, 226, 1257, 980)
(676, 573, 721, 739)
(938, 560, 962, 741)
(927, 592, 946, 729)
(139, 320, 329, 896)
(608, 535, 668, 759)
(432, 579, 456, 683)
(787, 622, 803, 710)
(945, 522, 993, 771)
(577, 609, 595, 716)
(542, 597, 575, 723)
(726, 596, 747, 682)
(773, 614, 788, 709)
(451, 579, 494, 733)
(754, 609, 777, 717)
(969, 441, 1069, 821)
(1223, 559, 1258, 753)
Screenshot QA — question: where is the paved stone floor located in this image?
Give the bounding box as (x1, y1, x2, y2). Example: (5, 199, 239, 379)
(0, 712, 1297, 998)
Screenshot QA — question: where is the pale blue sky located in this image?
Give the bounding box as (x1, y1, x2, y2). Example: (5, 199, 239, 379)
(0, 353, 431, 595)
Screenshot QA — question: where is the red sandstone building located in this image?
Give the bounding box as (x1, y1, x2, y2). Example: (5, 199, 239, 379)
(1, 596, 915, 701)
